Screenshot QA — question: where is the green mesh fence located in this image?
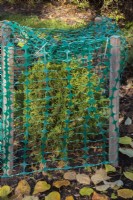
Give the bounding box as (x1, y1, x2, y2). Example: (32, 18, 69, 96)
(0, 17, 127, 177)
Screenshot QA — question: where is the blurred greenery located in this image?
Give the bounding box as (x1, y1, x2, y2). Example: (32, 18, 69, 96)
(0, 0, 132, 22)
(123, 22, 133, 66)
(0, 13, 86, 29)
(0, 0, 132, 65)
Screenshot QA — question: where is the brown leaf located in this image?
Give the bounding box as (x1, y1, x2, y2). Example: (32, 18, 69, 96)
(65, 196, 74, 200)
(92, 192, 110, 200)
(91, 168, 111, 185)
(117, 189, 133, 199)
(15, 180, 31, 196)
(57, 161, 66, 168)
(64, 171, 77, 181)
(22, 196, 39, 200)
(103, 180, 123, 189)
(53, 180, 70, 188)
(10, 194, 23, 200)
(76, 174, 90, 185)
(95, 184, 110, 191)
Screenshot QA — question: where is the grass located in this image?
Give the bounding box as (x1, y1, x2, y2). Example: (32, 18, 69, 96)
(0, 13, 86, 29)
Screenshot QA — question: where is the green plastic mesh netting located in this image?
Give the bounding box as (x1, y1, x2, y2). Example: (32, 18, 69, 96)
(0, 17, 127, 177)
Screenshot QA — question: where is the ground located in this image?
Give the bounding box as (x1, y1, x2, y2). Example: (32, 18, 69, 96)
(0, 3, 94, 26)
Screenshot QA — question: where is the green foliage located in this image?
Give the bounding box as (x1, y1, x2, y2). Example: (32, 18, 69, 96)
(101, 0, 124, 22)
(15, 61, 108, 160)
(0, 0, 43, 6)
(123, 22, 133, 66)
(0, 13, 86, 29)
(71, 0, 90, 9)
(107, 10, 125, 22)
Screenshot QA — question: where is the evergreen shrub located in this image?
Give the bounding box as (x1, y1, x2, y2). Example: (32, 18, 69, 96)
(15, 61, 109, 160)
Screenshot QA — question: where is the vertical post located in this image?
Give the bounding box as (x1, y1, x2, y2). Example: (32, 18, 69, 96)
(109, 36, 120, 167)
(1, 23, 14, 176)
(0, 22, 2, 150)
(94, 17, 102, 23)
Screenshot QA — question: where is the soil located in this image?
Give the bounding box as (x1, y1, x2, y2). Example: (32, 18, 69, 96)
(0, 2, 94, 25)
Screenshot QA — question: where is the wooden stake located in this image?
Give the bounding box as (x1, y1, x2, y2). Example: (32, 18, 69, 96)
(1, 23, 14, 176)
(109, 36, 120, 167)
(94, 17, 102, 23)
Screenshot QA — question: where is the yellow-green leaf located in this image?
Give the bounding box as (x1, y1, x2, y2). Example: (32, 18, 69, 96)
(18, 42, 25, 47)
(0, 185, 11, 197)
(111, 193, 117, 199)
(117, 189, 133, 199)
(119, 136, 132, 145)
(33, 181, 51, 195)
(105, 164, 116, 173)
(79, 187, 94, 196)
(123, 171, 133, 181)
(53, 180, 70, 188)
(45, 191, 61, 200)
(15, 180, 31, 196)
(119, 148, 133, 157)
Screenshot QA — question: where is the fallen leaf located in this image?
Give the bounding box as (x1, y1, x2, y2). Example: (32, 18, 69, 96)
(33, 181, 51, 195)
(15, 180, 31, 196)
(119, 117, 124, 123)
(22, 196, 39, 200)
(119, 148, 133, 157)
(125, 117, 132, 125)
(92, 192, 109, 200)
(65, 196, 74, 200)
(111, 193, 117, 199)
(45, 191, 61, 200)
(117, 189, 133, 199)
(0, 185, 11, 197)
(64, 171, 76, 180)
(103, 180, 123, 189)
(119, 136, 132, 145)
(57, 161, 66, 168)
(79, 187, 94, 196)
(53, 180, 70, 188)
(18, 41, 25, 48)
(91, 168, 110, 185)
(105, 164, 116, 173)
(85, 166, 92, 172)
(131, 142, 133, 148)
(95, 184, 110, 191)
(123, 171, 133, 181)
(114, 180, 124, 187)
(76, 174, 90, 185)
(10, 194, 23, 200)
